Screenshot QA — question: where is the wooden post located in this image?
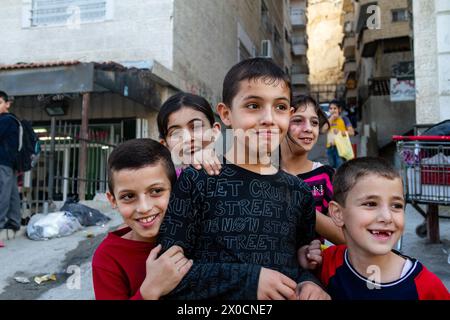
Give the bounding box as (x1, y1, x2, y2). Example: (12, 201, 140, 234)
(78, 93, 90, 201)
(427, 204, 440, 244)
(48, 116, 56, 202)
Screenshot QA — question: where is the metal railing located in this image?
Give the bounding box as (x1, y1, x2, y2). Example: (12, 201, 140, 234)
(21, 121, 118, 216)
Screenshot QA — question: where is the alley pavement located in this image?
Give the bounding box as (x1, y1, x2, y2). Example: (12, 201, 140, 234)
(0, 200, 449, 300)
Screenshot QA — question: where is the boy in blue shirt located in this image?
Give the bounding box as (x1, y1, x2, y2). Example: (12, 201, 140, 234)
(0, 91, 21, 235)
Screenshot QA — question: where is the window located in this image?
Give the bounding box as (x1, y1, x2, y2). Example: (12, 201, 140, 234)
(392, 9, 408, 22)
(26, 0, 113, 28)
(273, 28, 283, 58)
(261, 1, 271, 34)
(239, 41, 252, 62)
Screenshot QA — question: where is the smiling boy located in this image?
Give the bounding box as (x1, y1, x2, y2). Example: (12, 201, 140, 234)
(319, 157, 449, 299)
(92, 139, 193, 300)
(159, 58, 329, 300)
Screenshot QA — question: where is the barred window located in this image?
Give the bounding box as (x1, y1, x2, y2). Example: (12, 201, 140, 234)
(392, 9, 409, 22)
(28, 0, 112, 27)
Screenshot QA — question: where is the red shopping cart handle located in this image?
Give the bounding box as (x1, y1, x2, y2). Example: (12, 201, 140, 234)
(393, 135, 450, 142)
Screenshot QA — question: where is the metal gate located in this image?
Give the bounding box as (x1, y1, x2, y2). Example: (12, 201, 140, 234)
(21, 121, 119, 217)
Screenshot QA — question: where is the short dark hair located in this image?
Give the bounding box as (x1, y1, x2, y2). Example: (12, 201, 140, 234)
(157, 92, 215, 139)
(329, 99, 342, 110)
(0, 91, 9, 102)
(293, 95, 330, 130)
(107, 139, 176, 196)
(222, 58, 291, 107)
(333, 157, 402, 206)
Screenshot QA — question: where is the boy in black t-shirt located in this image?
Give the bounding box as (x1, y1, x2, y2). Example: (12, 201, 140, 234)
(159, 58, 329, 300)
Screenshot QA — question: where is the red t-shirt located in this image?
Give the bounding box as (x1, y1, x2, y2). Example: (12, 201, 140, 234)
(92, 227, 156, 300)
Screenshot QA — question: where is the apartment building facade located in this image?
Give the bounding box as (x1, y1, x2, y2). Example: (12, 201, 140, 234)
(289, 0, 309, 95)
(0, 0, 293, 203)
(341, 0, 415, 155)
(1, 0, 292, 135)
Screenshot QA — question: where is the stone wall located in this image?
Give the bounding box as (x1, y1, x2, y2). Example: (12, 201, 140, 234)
(307, 0, 345, 84)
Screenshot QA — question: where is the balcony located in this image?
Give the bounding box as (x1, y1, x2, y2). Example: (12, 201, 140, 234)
(343, 60, 357, 73)
(292, 43, 307, 56)
(346, 88, 357, 98)
(292, 73, 308, 85)
(358, 77, 390, 104)
(342, 34, 356, 58)
(292, 64, 309, 74)
(291, 35, 307, 56)
(291, 8, 306, 28)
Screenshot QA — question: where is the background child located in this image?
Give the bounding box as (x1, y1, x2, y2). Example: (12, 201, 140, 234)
(92, 139, 193, 300)
(319, 157, 450, 299)
(157, 92, 222, 176)
(326, 100, 354, 169)
(159, 58, 329, 300)
(281, 95, 344, 245)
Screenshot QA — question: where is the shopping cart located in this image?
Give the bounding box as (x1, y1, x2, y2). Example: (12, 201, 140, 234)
(393, 135, 450, 244)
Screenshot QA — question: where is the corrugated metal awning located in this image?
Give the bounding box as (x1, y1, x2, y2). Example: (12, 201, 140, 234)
(0, 61, 81, 70)
(0, 61, 160, 110)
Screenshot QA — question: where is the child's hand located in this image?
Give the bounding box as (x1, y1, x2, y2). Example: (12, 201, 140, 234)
(297, 240, 323, 270)
(296, 281, 331, 300)
(192, 148, 222, 175)
(257, 267, 297, 300)
(140, 244, 193, 300)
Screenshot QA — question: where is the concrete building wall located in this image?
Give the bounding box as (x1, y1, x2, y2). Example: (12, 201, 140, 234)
(359, 0, 410, 45)
(373, 48, 413, 78)
(173, 0, 288, 106)
(414, 0, 450, 124)
(362, 96, 415, 149)
(2, 0, 292, 119)
(0, 0, 175, 69)
(173, 0, 234, 105)
(307, 0, 345, 85)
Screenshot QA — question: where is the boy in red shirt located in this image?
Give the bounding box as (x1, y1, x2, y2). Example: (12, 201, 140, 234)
(92, 139, 192, 300)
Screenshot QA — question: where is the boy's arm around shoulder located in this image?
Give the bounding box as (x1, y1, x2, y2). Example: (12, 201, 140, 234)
(157, 168, 263, 300)
(294, 184, 326, 289)
(158, 167, 204, 254)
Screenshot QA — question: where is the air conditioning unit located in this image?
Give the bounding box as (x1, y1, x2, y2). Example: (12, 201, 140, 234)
(261, 40, 273, 58)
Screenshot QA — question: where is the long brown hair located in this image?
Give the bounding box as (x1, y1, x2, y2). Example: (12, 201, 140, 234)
(286, 95, 330, 147)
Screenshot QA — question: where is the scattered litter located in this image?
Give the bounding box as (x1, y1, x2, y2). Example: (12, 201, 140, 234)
(34, 274, 56, 285)
(14, 277, 31, 284)
(85, 232, 94, 238)
(61, 198, 110, 227)
(27, 211, 82, 241)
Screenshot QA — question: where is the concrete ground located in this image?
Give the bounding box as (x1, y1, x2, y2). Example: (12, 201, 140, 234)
(0, 201, 123, 300)
(0, 201, 449, 299)
(401, 205, 450, 289)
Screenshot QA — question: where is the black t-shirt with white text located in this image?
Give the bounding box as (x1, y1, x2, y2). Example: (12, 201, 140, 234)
(159, 160, 318, 299)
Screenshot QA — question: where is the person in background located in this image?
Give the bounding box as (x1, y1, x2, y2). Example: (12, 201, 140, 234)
(281, 95, 345, 246)
(0, 91, 21, 240)
(326, 100, 354, 169)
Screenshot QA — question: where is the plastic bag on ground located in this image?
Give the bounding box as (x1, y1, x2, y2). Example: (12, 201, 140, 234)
(60, 198, 110, 227)
(27, 211, 82, 241)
